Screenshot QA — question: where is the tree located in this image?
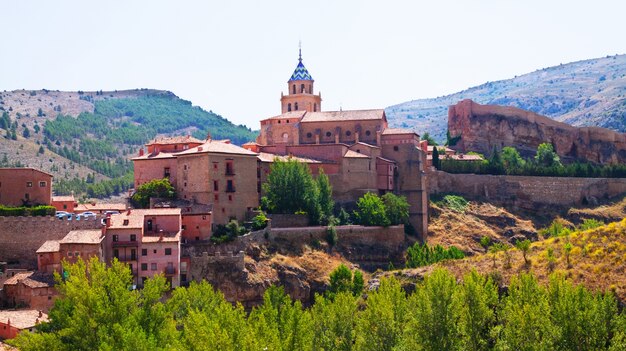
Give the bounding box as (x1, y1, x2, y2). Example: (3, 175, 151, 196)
(22, 127, 30, 138)
(501, 146, 525, 172)
(381, 193, 409, 225)
(535, 143, 561, 168)
(487, 146, 504, 174)
(354, 192, 390, 227)
(432, 145, 441, 169)
(262, 158, 320, 223)
(37, 108, 44, 117)
(131, 178, 175, 208)
(38, 145, 45, 154)
(328, 264, 364, 299)
(515, 239, 531, 265)
(316, 168, 334, 222)
(422, 132, 438, 146)
(454, 270, 498, 351)
(311, 292, 357, 351)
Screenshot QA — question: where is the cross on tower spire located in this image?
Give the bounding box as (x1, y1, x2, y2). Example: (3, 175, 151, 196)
(298, 41, 302, 62)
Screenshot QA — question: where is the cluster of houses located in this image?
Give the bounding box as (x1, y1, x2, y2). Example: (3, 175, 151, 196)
(0, 51, 482, 341)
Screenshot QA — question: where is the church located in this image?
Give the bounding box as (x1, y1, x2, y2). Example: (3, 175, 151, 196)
(245, 50, 429, 237)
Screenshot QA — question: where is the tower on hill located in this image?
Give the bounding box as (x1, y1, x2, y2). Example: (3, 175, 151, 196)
(280, 48, 322, 113)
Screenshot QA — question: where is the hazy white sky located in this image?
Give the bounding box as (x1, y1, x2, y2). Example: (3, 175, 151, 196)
(1, 0, 625, 128)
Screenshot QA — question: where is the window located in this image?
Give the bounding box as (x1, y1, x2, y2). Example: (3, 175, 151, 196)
(26, 182, 33, 187)
(202, 215, 207, 220)
(225, 162, 234, 176)
(153, 249, 157, 254)
(309, 84, 312, 93)
(346, 131, 351, 136)
(24, 193, 29, 200)
(314, 103, 317, 112)
(184, 182, 187, 187)
(39, 181, 46, 187)
(142, 249, 147, 256)
(228, 195, 232, 201)
(295, 102, 298, 110)
(131, 249, 136, 260)
(214, 194, 219, 201)
(141, 263, 148, 271)
(226, 180, 235, 192)
(164, 167, 170, 178)
(292, 85, 296, 94)
(165, 248, 172, 255)
(213, 180, 219, 191)
(182, 274, 187, 282)
(113, 249, 119, 259)
(365, 130, 371, 136)
(393, 146, 399, 151)
(130, 234, 136, 242)
(75, 252, 80, 257)
(326, 131, 331, 137)
(112, 235, 119, 242)
(123, 219, 129, 226)
(67, 252, 73, 257)
(287, 103, 292, 112)
(147, 219, 153, 231)
(306, 132, 312, 138)
(151, 263, 157, 271)
(63, 204, 67, 209)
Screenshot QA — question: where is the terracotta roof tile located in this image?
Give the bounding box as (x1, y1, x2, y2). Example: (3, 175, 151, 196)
(301, 109, 385, 123)
(0, 309, 49, 330)
(262, 111, 307, 121)
(142, 231, 181, 243)
(36, 240, 60, 253)
(145, 135, 204, 146)
(176, 140, 257, 157)
(344, 150, 370, 158)
(75, 203, 127, 212)
(108, 208, 181, 229)
(381, 128, 416, 135)
(3, 272, 55, 289)
(52, 195, 75, 202)
(60, 229, 103, 245)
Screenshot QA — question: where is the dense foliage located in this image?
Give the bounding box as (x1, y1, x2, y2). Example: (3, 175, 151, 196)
(353, 192, 410, 227)
(53, 173, 134, 199)
(0, 205, 55, 216)
(10, 259, 626, 351)
(406, 242, 465, 268)
(131, 178, 176, 208)
(432, 193, 469, 213)
(441, 143, 626, 178)
(262, 159, 335, 224)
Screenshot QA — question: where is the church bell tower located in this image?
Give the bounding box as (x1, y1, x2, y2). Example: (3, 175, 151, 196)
(280, 47, 322, 114)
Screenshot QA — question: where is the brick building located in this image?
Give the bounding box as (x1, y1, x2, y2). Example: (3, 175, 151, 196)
(0, 309, 48, 340)
(0, 168, 52, 207)
(252, 51, 429, 236)
(51, 195, 76, 213)
(102, 208, 182, 288)
(1, 272, 55, 311)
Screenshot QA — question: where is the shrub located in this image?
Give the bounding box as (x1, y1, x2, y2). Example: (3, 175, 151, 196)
(251, 212, 269, 231)
(433, 194, 469, 213)
(354, 192, 390, 227)
(0, 205, 55, 216)
(210, 220, 247, 244)
(406, 243, 465, 268)
(326, 225, 338, 247)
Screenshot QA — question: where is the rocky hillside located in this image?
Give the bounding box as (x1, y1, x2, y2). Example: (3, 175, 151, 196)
(0, 89, 257, 197)
(386, 54, 626, 142)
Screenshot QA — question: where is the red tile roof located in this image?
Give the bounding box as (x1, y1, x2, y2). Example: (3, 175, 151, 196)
(3, 272, 55, 289)
(36, 240, 60, 253)
(0, 310, 49, 330)
(60, 229, 103, 245)
(176, 140, 257, 156)
(145, 135, 204, 146)
(300, 109, 385, 123)
(381, 128, 416, 135)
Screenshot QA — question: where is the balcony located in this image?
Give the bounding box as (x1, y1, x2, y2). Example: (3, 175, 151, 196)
(225, 170, 235, 176)
(116, 255, 137, 262)
(225, 187, 236, 193)
(164, 266, 177, 276)
(112, 240, 139, 247)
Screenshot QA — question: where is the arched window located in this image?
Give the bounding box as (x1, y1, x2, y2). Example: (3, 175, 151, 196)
(292, 85, 296, 94)
(301, 84, 305, 93)
(287, 103, 291, 112)
(314, 103, 317, 112)
(309, 84, 312, 94)
(346, 130, 352, 136)
(326, 131, 331, 137)
(306, 132, 312, 138)
(295, 102, 298, 110)
(365, 130, 371, 137)
(282, 133, 289, 143)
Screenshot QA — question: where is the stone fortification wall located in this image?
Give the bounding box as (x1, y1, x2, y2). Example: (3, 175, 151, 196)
(267, 214, 309, 228)
(429, 170, 626, 208)
(448, 99, 626, 164)
(0, 216, 102, 268)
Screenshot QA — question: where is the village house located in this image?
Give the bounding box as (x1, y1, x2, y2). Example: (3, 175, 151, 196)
(102, 208, 182, 288)
(0, 168, 52, 207)
(51, 195, 76, 213)
(1, 272, 55, 312)
(0, 309, 48, 340)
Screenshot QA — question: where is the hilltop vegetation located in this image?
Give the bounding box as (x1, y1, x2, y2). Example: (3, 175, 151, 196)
(0, 89, 257, 199)
(386, 54, 626, 142)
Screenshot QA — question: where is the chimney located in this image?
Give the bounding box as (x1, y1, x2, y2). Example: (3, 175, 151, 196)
(127, 208, 131, 215)
(38, 310, 43, 318)
(105, 213, 112, 228)
(355, 132, 359, 144)
(139, 148, 144, 157)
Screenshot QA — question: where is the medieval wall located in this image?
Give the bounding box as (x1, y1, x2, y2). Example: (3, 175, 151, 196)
(0, 216, 102, 269)
(429, 170, 626, 208)
(448, 99, 626, 164)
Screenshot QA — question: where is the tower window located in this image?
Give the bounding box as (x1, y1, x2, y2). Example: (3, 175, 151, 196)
(287, 103, 292, 112)
(326, 131, 331, 137)
(365, 130, 371, 137)
(346, 131, 351, 136)
(295, 102, 298, 110)
(301, 84, 305, 93)
(292, 85, 296, 94)
(309, 84, 312, 94)
(306, 132, 312, 138)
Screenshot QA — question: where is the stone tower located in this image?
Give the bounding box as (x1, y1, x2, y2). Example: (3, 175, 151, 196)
(280, 48, 322, 114)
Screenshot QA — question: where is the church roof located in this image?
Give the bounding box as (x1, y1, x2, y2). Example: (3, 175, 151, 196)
(300, 109, 386, 123)
(289, 59, 313, 81)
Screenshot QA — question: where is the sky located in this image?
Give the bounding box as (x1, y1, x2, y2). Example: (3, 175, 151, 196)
(1, 0, 625, 129)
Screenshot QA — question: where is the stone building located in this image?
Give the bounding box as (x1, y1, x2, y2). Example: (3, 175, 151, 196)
(102, 208, 182, 288)
(0, 309, 48, 340)
(0, 168, 52, 207)
(1, 272, 55, 312)
(251, 51, 429, 236)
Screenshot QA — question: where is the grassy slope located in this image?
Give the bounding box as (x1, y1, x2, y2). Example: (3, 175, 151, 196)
(386, 54, 626, 142)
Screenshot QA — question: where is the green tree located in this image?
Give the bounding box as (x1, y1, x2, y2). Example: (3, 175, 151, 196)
(316, 168, 334, 222)
(328, 264, 364, 299)
(354, 192, 390, 227)
(37, 108, 44, 117)
(311, 292, 357, 351)
(22, 127, 31, 138)
(381, 193, 409, 225)
(515, 239, 531, 265)
(422, 132, 438, 146)
(501, 146, 525, 172)
(131, 178, 175, 208)
(487, 146, 504, 174)
(432, 145, 441, 169)
(454, 270, 498, 351)
(262, 158, 320, 223)
(400, 268, 459, 350)
(535, 143, 562, 168)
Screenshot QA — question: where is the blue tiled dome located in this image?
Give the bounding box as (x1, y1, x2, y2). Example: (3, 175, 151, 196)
(289, 58, 313, 81)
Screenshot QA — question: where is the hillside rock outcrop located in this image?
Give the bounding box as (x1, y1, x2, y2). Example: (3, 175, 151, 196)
(448, 99, 626, 164)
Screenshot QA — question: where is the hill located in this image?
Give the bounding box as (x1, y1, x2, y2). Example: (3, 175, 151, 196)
(0, 89, 257, 198)
(386, 54, 626, 142)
